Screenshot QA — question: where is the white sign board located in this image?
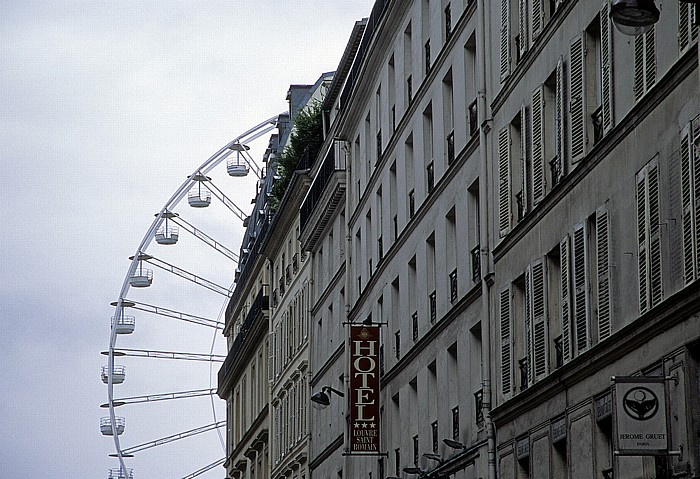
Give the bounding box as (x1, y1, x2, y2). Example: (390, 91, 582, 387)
(614, 377, 669, 455)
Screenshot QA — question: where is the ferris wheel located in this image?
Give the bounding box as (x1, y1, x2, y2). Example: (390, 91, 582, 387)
(101, 115, 281, 479)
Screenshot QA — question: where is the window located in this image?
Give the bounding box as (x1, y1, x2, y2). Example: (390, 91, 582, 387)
(679, 3, 699, 54)
(634, 25, 656, 102)
(404, 23, 413, 105)
(444, 3, 452, 42)
(497, 112, 527, 237)
(637, 157, 662, 314)
(681, 117, 700, 286)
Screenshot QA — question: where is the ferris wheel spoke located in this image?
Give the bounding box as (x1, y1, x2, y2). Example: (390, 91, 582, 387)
(168, 214, 239, 262)
(205, 178, 248, 220)
(112, 299, 223, 330)
(110, 421, 225, 456)
(181, 458, 227, 479)
(102, 348, 225, 362)
(131, 253, 232, 297)
(101, 388, 217, 408)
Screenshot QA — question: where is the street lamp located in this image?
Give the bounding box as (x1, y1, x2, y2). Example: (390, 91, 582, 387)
(310, 386, 345, 410)
(610, 0, 660, 35)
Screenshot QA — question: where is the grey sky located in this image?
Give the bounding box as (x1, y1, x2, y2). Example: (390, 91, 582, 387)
(0, 1, 373, 477)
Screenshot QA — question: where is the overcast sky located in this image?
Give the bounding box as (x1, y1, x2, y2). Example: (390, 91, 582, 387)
(0, 1, 374, 477)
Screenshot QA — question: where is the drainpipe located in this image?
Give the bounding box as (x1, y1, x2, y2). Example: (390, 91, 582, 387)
(476, 1, 496, 479)
(342, 139, 353, 477)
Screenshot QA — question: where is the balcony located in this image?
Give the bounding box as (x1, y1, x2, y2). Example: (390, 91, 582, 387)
(218, 285, 269, 390)
(299, 144, 345, 251)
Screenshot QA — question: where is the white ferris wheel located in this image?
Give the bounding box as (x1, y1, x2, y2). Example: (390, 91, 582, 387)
(101, 115, 281, 479)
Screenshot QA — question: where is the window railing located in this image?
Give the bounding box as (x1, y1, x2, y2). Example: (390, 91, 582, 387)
(272, 289, 278, 308)
(474, 388, 484, 424)
(519, 358, 529, 391)
(592, 105, 604, 145)
(447, 130, 455, 166)
(469, 99, 479, 137)
(425, 39, 431, 75)
(279, 276, 285, 296)
(378, 236, 384, 262)
(376, 130, 383, 164)
(292, 253, 299, 274)
(409, 190, 415, 219)
(516, 190, 526, 222)
(412, 311, 418, 341)
(450, 269, 458, 303)
(429, 291, 437, 323)
(395, 331, 401, 359)
(554, 335, 563, 369)
(285, 265, 292, 285)
(452, 406, 460, 440)
(432, 420, 439, 453)
(299, 144, 339, 231)
(471, 245, 481, 282)
(407, 75, 413, 104)
(427, 161, 435, 194)
(445, 4, 452, 42)
(550, 156, 562, 188)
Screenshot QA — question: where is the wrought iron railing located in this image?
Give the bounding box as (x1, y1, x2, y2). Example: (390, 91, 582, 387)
(450, 269, 458, 303)
(299, 144, 339, 231)
(469, 98, 478, 137)
(429, 291, 437, 323)
(471, 245, 481, 282)
(474, 388, 484, 424)
(447, 130, 455, 166)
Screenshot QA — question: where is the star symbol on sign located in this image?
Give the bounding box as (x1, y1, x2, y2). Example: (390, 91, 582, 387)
(362, 423, 368, 428)
(369, 423, 376, 428)
(354, 423, 361, 429)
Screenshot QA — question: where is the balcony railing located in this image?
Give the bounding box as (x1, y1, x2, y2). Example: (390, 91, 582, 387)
(376, 130, 383, 164)
(519, 358, 529, 391)
(292, 253, 299, 274)
(550, 156, 562, 188)
(279, 276, 285, 296)
(554, 335, 563, 369)
(299, 144, 339, 231)
(516, 190, 526, 222)
(592, 105, 603, 145)
(412, 311, 418, 341)
(427, 161, 435, 194)
(408, 190, 415, 219)
(429, 291, 437, 323)
(449, 269, 458, 303)
(447, 130, 455, 166)
(474, 388, 484, 424)
(452, 406, 460, 440)
(469, 98, 478, 137)
(471, 245, 481, 282)
(285, 265, 292, 285)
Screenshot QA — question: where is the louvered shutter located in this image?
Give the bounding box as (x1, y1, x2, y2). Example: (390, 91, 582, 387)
(532, 86, 545, 205)
(560, 235, 572, 363)
(525, 266, 532, 385)
(572, 222, 590, 354)
(531, 258, 548, 381)
(645, 27, 656, 92)
(596, 206, 611, 341)
(500, 288, 513, 396)
(570, 35, 586, 163)
(501, 0, 510, 81)
(648, 159, 662, 307)
(531, 0, 543, 42)
(556, 57, 566, 178)
(681, 124, 695, 285)
(637, 167, 649, 313)
(680, 2, 690, 53)
(518, 0, 528, 60)
(498, 127, 512, 237)
(521, 103, 529, 217)
(600, 3, 614, 133)
(634, 32, 645, 101)
(693, 119, 700, 282)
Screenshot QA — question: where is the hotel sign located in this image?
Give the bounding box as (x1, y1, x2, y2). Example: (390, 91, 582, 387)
(348, 325, 381, 454)
(614, 377, 670, 455)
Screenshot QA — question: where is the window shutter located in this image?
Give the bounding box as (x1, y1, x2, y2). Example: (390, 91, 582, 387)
(531, 0, 543, 42)
(525, 265, 532, 385)
(569, 35, 586, 163)
(521, 103, 529, 216)
(637, 167, 649, 313)
(500, 0, 511, 81)
(500, 288, 513, 396)
(679, 2, 690, 53)
(572, 222, 590, 354)
(693, 118, 700, 282)
(531, 258, 548, 381)
(645, 27, 656, 93)
(600, 3, 614, 133)
(498, 127, 512, 237)
(518, 0, 528, 60)
(648, 159, 662, 307)
(596, 206, 611, 341)
(680, 124, 695, 285)
(532, 85, 546, 206)
(556, 57, 566, 177)
(560, 235, 572, 363)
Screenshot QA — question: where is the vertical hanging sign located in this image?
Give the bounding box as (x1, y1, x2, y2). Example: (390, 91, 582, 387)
(349, 325, 381, 454)
(613, 376, 670, 455)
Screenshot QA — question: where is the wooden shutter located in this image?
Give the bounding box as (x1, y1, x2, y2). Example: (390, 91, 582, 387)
(645, 27, 656, 93)
(680, 2, 691, 53)
(532, 85, 545, 205)
(572, 222, 590, 354)
(521, 103, 529, 217)
(560, 235, 572, 363)
(637, 167, 649, 313)
(600, 3, 614, 133)
(525, 266, 532, 385)
(501, 0, 511, 81)
(531, 258, 548, 381)
(556, 57, 566, 177)
(500, 288, 513, 396)
(570, 35, 586, 163)
(531, 0, 543, 42)
(634, 31, 645, 101)
(596, 206, 611, 341)
(518, 0, 528, 60)
(681, 124, 695, 285)
(498, 127, 512, 237)
(648, 159, 662, 307)
(693, 118, 700, 283)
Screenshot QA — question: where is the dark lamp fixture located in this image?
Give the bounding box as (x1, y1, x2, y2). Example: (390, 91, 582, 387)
(679, 0, 700, 3)
(310, 386, 344, 410)
(610, 0, 660, 36)
(422, 452, 444, 463)
(443, 438, 468, 450)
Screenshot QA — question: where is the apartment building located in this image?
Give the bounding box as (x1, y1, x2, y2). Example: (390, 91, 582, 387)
(299, 0, 700, 478)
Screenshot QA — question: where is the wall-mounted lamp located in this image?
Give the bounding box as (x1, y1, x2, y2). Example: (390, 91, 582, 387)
(610, 0, 660, 35)
(310, 386, 344, 410)
(443, 438, 468, 450)
(422, 452, 444, 464)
